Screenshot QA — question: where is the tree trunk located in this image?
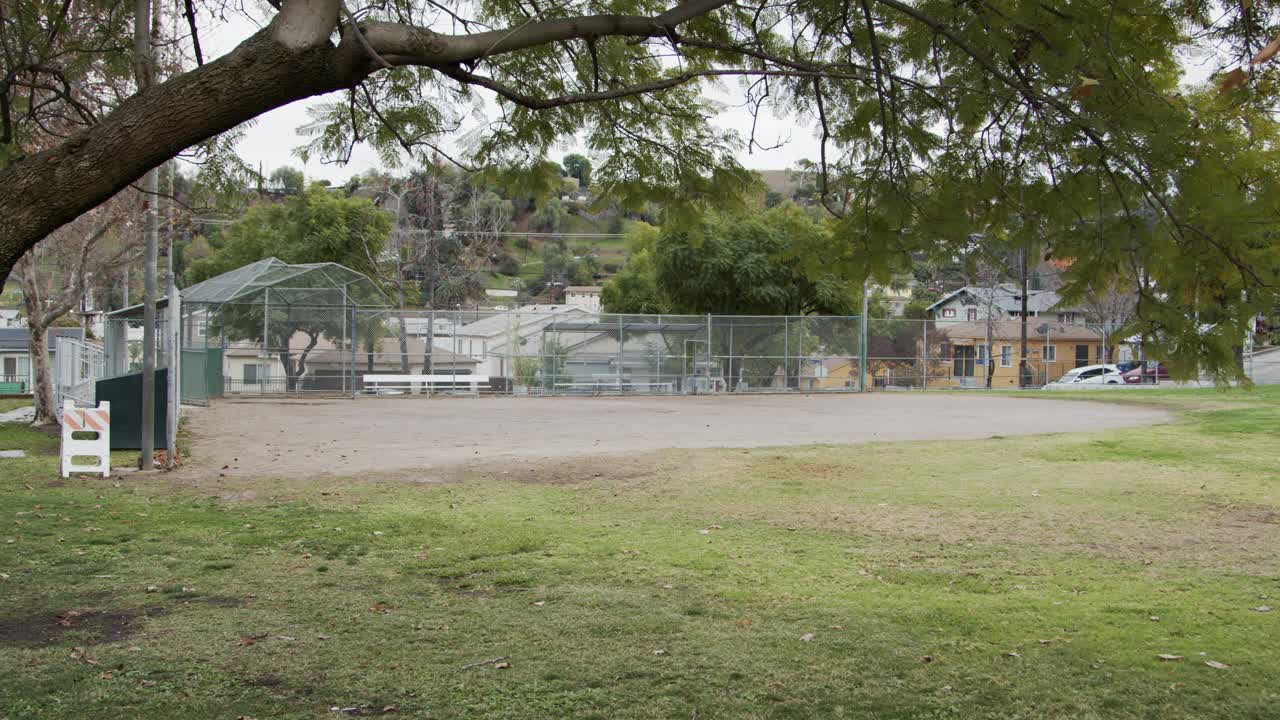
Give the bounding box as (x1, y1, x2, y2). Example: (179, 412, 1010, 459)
(397, 283, 410, 374)
(0, 26, 369, 288)
(29, 323, 57, 426)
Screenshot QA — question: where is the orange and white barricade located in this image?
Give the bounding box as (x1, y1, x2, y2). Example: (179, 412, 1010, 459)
(61, 401, 111, 478)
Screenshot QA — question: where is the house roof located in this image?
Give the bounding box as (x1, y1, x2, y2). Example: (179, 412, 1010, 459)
(0, 327, 85, 351)
(457, 306, 592, 338)
(936, 320, 1102, 342)
(564, 286, 602, 293)
(927, 285, 1073, 314)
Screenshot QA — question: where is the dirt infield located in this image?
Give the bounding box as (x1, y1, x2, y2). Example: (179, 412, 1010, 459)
(182, 393, 1169, 480)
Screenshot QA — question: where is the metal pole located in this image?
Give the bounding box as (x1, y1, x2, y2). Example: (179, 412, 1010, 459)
(922, 319, 929, 390)
(341, 297, 348, 396)
(783, 316, 789, 390)
(166, 280, 180, 467)
(350, 304, 358, 397)
(139, 166, 158, 470)
(728, 320, 734, 391)
(860, 290, 869, 393)
(617, 315, 624, 391)
(706, 314, 713, 391)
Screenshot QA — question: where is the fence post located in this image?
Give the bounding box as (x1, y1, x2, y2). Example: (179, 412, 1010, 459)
(783, 316, 789, 390)
(705, 314, 713, 391)
(349, 304, 357, 398)
(166, 282, 180, 466)
(859, 290, 869, 392)
(922, 320, 929, 390)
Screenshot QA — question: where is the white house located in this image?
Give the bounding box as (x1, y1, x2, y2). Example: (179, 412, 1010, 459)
(564, 286, 603, 312)
(443, 304, 596, 378)
(927, 284, 1083, 327)
(0, 327, 85, 394)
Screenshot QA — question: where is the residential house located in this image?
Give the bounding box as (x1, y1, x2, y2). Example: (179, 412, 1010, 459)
(873, 281, 915, 317)
(538, 318, 707, 392)
(798, 356, 861, 391)
(0, 327, 86, 394)
(564, 286, 603, 312)
(442, 304, 596, 379)
(927, 284, 1084, 327)
(932, 320, 1107, 388)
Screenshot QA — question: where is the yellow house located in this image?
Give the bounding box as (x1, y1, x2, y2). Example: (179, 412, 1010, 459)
(933, 320, 1107, 388)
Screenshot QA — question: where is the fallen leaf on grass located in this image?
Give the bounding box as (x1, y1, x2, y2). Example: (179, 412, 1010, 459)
(236, 633, 267, 647)
(1252, 606, 1272, 613)
(1157, 654, 1185, 662)
(1005, 652, 1021, 658)
(800, 633, 815, 642)
(69, 647, 99, 665)
(920, 655, 935, 663)
(382, 706, 400, 714)
(1205, 660, 1231, 669)
(654, 649, 668, 656)
(532, 601, 546, 607)
(494, 661, 512, 670)
(317, 634, 330, 641)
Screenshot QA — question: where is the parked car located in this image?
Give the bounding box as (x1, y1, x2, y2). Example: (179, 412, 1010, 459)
(1122, 361, 1169, 384)
(1115, 361, 1141, 373)
(1044, 364, 1124, 389)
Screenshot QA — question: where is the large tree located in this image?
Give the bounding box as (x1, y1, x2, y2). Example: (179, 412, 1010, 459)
(11, 193, 141, 425)
(4, 0, 1280, 378)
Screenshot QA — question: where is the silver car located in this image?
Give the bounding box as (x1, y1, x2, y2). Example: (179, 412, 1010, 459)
(1044, 363, 1124, 389)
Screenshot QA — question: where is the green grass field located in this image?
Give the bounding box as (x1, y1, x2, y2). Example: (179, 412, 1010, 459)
(0, 397, 30, 414)
(1, 388, 1278, 718)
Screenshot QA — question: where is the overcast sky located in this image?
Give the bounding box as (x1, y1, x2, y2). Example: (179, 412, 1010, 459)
(200, 15, 820, 184)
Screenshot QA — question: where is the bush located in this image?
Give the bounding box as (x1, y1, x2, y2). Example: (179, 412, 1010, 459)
(495, 254, 521, 276)
(514, 237, 532, 251)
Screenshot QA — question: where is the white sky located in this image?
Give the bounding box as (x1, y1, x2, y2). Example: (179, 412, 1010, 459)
(199, 14, 819, 184)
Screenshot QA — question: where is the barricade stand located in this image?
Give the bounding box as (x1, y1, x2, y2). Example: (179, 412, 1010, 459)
(61, 400, 111, 478)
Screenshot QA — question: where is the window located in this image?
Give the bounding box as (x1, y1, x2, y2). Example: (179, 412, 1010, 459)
(942, 308, 956, 318)
(966, 308, 978, 321)
(242, 363, 271, 385)
(976, 345, 986, 364)
(1000, 345, 1013, 367)
(2, 357, 14, 378)
(1044, 345, 1056, 362)
(1057, 312, 1075, 323)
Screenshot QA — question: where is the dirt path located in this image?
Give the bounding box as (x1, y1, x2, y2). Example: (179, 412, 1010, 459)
(179, 393, 1170, 480)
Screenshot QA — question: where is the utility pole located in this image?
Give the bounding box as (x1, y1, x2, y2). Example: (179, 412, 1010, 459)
(1019, 241, 1030, 388)
(134, 0, 158, 470)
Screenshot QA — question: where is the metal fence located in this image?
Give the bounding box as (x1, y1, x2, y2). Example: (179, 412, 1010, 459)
(54, 335, 104, 408)
(173, 303, 1259, 397)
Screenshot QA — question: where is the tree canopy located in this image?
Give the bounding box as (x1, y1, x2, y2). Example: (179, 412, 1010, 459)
(187, 185, 391, 284)
(4, 0, 1280, 379)
(604, 205, 859, 315)
(562, 153, 593, 189)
